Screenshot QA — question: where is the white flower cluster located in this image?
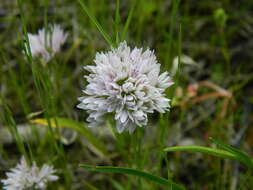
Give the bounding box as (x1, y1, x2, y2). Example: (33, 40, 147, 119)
(26, 24, 67, 63)
(1, 157, 58, 190)
(77, 42, 173, 133)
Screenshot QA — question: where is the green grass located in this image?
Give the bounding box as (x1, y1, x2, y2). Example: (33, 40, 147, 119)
(0, 0, 253, 189)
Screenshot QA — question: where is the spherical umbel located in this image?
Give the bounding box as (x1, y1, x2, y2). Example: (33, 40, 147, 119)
(77, 42, 173, 133)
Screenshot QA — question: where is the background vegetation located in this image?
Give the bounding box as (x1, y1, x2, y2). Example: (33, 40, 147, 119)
(0, 0, 253, 189)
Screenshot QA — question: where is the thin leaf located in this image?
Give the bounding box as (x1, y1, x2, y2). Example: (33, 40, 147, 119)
(77, 0, 114, 47)
(164, 145, 253, 169)
(80, 165, 185, 190)
(210, 137, 253, 169)
(164, 146, 237, 161)
(122, 0, 136, 40)
(31, 117, 108, 158)
(114, 0, 121, 44)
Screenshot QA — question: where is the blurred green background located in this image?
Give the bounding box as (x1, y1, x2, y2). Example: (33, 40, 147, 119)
(0, 0, 253, 189)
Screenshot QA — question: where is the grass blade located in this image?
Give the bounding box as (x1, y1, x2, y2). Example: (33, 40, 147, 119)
(77, 0, 114, 47)
(122, 0, 136, 40)
(165, 0, 180, 69)
(114, 0, 121, 44)
(31, 117, 109, 157)
(164, 146, 237, 161)
(0, 99, 27, 157)
(210, 137, 253, 169)
(80, 165, 185, 190)
(164, 144, 253, 169)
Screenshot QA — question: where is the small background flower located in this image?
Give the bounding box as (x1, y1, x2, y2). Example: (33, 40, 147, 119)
(1, 157, 58, 190)
(25, 24, 68, 63)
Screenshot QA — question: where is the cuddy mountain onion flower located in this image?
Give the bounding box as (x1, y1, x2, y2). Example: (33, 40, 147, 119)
(77, 41, 174, 133)
(1, 157, 59, 190)
(25, 24, 68, 63)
